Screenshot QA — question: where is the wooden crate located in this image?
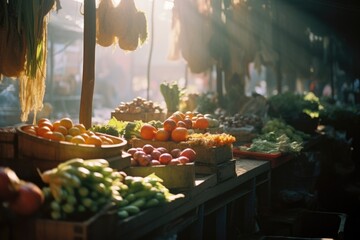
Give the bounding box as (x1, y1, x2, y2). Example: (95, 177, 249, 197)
(131, 138, 234, 165)
(0, 127, 17, 161)
(36, 207, 112, 240)
(111, 111, 166, 122)
(124, 163, 195, 190)
(195, 159, 236, 182)
(16, 125, 127, 162)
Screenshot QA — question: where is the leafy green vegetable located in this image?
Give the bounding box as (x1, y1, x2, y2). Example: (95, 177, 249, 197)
(90, 124, 119, 137)
(107, 117, 143, 139)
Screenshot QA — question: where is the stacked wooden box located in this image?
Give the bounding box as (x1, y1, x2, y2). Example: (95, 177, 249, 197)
(131, 138, 236, 184)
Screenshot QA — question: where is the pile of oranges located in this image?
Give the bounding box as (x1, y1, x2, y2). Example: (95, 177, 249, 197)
(140, 111, 210, 142)
(22, 118, 114, 146)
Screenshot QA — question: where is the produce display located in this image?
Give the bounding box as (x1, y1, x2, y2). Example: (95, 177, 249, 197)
(94, 118, 163, 140)
(239, 118, 308, 154)
(160, 82, 182, 113)
(117, 174, 183, 219)
(0, 167, 44, 216)
(186, 133, 236, 148)
(268, 92, 322, 119)
(21, 117, 120, 146)
(139, 111, 221, 142)
(239, 132, 303, 154)
(39, 158, 183, 220)
(219, 113, 263, 130)
(261, 118, 310, 143)
(113, 97, 163, 114)
(127, 144, 196, 166)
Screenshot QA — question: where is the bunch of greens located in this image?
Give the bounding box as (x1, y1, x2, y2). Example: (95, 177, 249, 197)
(268, 92, 322, 119)
(196, 92, 218, 114)
(107, 118, 143, 139)
(241, 131, 303, 154)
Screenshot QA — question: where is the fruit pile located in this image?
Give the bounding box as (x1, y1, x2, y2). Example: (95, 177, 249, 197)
(127, 144, 196, 166)
(0, 167, 44, 216)
(39, 158, 183, 220)
(114, 97, 163, 114)
(139, 111, 220, 142)
(219, 113, 263, 130)
(22, 117, 115, 146)
(117, 174, 183, 219)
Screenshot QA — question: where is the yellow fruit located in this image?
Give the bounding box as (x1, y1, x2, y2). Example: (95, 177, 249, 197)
(70, 135, 86, 144)
(52, 132, 65, 141)
(53, 125, 68, 136)
(65, 135, 73, 142)
(68, 127, 81, 136)
(85, 135, 102, 146)
(52, 120, 61, 129)
(99, 136, 113, 145)
(60, 118, 73, 129)
(74, 123, 87, 134)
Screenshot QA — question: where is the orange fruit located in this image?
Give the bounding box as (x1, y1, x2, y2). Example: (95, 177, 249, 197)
(171, 127, 188, 142)
(53, 125, 68, 136)
(68, 127, 81, 136)
(193, 117, 209, 130)
(185, 111, 194, 119)
(24, 128, 37, 136)
(37, 118, 51, 126)
(38, 120, 53, 130)
(43, 131, 54, 140)
(23, 125, 37, 135)
(52, 132, 65, 141)
(37, 126, 52, 137)
(173, 111, 185, 120)
(80, 133, 90, 141)
(163, 119, 177, 132)
(169, 113, 183, 123)
(60, 117, 73, 129)
(52, 120, 61, 129)
(74, 123, 86, 134)
(140, 124, 157, 140)
(155, 128, 170, 141)
(85, 135, 102, 146)
(70, 135, 85, 144)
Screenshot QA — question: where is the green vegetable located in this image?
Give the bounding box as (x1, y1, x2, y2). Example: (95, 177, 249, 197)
(160, 82, 183, 112)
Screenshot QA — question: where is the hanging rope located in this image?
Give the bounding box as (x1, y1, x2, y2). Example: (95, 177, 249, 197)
(146, 0, 156, 100)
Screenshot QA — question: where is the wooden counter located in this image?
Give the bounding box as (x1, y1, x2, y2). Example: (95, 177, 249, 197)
(95, 159, 271, 240)
(4, 159, 270, 240)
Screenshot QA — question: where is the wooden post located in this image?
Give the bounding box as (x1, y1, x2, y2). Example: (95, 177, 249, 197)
(79, 0, 96, 128)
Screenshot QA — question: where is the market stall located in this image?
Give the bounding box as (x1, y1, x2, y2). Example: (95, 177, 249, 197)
(1, 0, 360, 240)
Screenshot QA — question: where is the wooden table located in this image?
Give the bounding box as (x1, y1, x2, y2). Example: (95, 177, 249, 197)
(32, 159, 271, 240)
(108, 159, 271, 240)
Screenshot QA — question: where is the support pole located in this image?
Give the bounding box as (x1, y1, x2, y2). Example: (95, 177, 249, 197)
(79, 0, 96, 128)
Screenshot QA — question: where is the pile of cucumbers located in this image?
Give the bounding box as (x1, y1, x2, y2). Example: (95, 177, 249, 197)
(39, 158, 182, 220)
